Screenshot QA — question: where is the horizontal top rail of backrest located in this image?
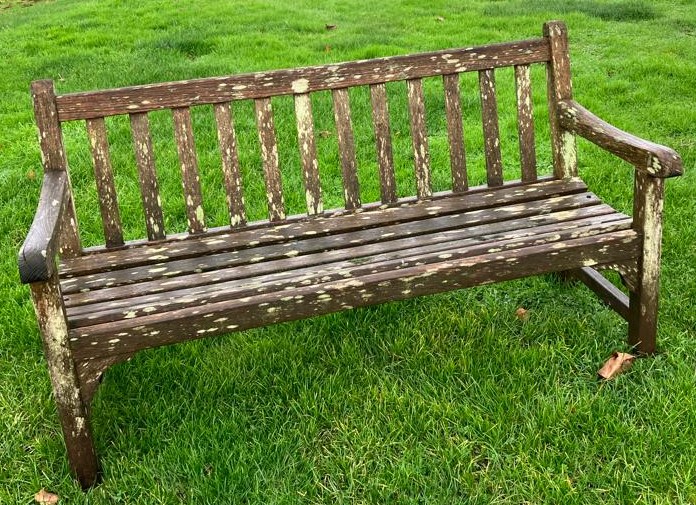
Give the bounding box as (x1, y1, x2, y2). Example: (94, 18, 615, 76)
(55, 38, 550, 121)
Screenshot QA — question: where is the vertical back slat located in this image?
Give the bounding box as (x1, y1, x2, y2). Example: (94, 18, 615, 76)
(213, 102, 246, 228)
(544, 21, 577, 179)
(479, 69, 503, 187)
(85, 117, 124, 247)
(442, 74, 467, 193)
(254, 97, 286, 222)
(406, 78, 432, 199)
(332, 88, 361, 210)
(172, 107, 206, 234)
(129, 112, 166, 241)
(514, 65, 537, 182)
(369, 83, 397, 204)
(294, 93, 323, 215)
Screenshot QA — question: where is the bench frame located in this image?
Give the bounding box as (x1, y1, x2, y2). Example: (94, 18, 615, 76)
(18, 21, 682, 488)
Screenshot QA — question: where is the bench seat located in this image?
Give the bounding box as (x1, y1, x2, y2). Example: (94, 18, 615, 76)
(60, 178, 638, 361)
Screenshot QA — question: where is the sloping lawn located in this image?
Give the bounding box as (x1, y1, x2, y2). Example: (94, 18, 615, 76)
(1, 0, 695, 503)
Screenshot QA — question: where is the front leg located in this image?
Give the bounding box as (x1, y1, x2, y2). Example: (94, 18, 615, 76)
(30, 273, 100, 488)
(628, 171, 665, 354)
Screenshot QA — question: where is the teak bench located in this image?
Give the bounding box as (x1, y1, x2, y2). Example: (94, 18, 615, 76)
(19, 21, 682, 488)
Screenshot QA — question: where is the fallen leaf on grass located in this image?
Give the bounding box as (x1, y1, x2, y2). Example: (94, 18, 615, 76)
(325, 24, 337, 30)
(319, 130, 333, 138)
(324, 45, 331, 53)
(515, 307, 529, 321)
(598, 352, 635, 380)
(436, 16, 445, 22)
(27, 169, 36, 181)
(34, 489, 59, 504)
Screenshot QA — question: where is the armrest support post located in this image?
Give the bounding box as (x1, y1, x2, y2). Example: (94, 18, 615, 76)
(629, 172, 665, 354)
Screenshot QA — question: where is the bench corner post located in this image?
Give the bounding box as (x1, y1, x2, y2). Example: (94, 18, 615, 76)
(29, 273, 100, 489)
(543, 20, 578, 179)
(628, 171, 665, 354)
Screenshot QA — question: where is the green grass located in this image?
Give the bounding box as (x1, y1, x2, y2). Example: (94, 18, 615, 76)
(1, 0, 695, 503)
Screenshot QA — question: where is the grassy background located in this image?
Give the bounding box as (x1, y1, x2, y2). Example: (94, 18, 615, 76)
(1, 0, 695, 503)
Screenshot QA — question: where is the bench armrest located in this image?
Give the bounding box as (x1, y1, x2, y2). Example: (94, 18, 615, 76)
(18, 171, 69, 284)
(557, 99, 683, 178)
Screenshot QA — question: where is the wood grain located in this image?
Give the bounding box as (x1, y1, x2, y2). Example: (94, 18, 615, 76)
(86, 118, 124, 247)
(370, 83, 397, 204)
(31, 80, 81, 257)
(172, 107, 206, 234)
(406, 78, 431, 199)
(544, 21, 577, 179)
(443, 73, 467, 193)
(479, 69, 503, 187)
(332, 88, 361, 210)
(294, 93, 323, 215)
(213, 102, 246, 227)
(55, 39, 551, 120)
(129, 112, 166, 240)
(557, 100, 683, 178)
(514, 65, 537, 182)
(255, 98, 286, 222)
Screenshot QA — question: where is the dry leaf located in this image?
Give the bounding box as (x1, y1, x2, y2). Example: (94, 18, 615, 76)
(436, 16, 445, 22)
(27, 169, 36, 181)
(598, 352, 635, 380)
(325, 24, 337, 30)
(515, 307, 529, 321)
(319, 130, 333, 138)
(324, 45, 331, 53)
(34, 489, 59, 504)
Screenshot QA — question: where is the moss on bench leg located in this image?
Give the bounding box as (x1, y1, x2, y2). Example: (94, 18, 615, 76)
(30, 274, 100, 489)
(628, 172, 665, 355)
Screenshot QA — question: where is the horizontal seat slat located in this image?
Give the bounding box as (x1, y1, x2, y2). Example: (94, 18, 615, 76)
(55, 39, 550, 121)
(68, 230, 640, 360)
(63, 203, 620, 307)
(66, 215, 632, 327)
(60, 178, 588, 277)
(62, 191, 598, 293)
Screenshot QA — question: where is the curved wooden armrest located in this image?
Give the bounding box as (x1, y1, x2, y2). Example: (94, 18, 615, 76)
(557, 100, 683, 178)
(18, 171, 69, 284)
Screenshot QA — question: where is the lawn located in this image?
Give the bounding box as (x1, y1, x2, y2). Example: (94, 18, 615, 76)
(1, 0, 695, 503)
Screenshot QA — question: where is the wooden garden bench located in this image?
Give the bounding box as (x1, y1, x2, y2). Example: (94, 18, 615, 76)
(18, 21, 682, 488)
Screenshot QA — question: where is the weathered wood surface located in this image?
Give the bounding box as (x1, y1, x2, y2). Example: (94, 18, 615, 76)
(544, 21, 577, 179)
(255, 98, 286, 222)
(213, 102, 246, 227)
(86, 118, 124, 247)
(332, 88, 361, 210)
(63, 202, 619, 308)
(443, 73, 467, 193)
(514, 65, 537, 182)
(60, 178, 588, 277)
(30, 275, 99, 488)
(55, 39, 551, 120)
(19, 172, 68, 283)
(68, 230, 639, 359)
(479, 69, 503, 187)
(129, 113, 166, 241)
(568, 266, 630, 320)
(407, 78, 432, 199)
(32, 80, 81, 257)
(369, 83, 397, 204)
(294, 93, 323, 215)
(172, 107, 206, 234)
(557, 100, 683, 178)
(66, 215, 632, 327)
(629, 172, 664, 354)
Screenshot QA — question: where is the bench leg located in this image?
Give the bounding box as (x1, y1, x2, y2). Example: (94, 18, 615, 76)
(628, 172, 664, 355)
(30, 275, 100, 489)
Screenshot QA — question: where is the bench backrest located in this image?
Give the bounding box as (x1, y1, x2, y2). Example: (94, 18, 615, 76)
(32, 21, 575, 253)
